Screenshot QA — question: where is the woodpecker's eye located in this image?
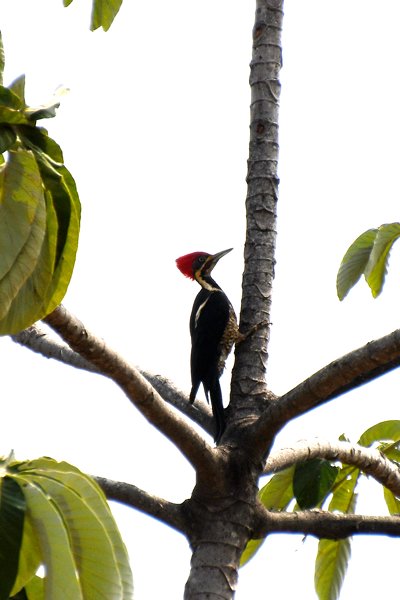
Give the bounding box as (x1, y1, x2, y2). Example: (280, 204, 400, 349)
(198, 256, 205, 263)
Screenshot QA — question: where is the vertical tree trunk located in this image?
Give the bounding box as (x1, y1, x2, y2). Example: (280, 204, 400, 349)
(230, 0, 284, 424)
(184, 1, 285, 597)
(183, 489, 258, 599)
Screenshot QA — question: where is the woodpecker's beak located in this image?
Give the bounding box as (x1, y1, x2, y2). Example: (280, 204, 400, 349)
(206, 248, 233, 273)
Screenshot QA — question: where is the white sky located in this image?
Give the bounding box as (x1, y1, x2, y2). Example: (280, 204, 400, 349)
(2, 1, 400, 598)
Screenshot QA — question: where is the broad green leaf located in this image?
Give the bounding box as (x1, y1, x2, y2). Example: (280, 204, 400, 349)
(63, 0, 74, 6)
(0, 106, 27, 125)
(0, 150, 47, 329)
(0, 88, 21, 112)
(358, 420, 400, 447)
(0, 137, 80, 334)
(315, 537, 351, 600)
(329, 465, 359, 513)
(258, 466, 296, 510)
(0, 86, 23, 110)
(365, 222, 400, 297)
(380, 445, 400, 464)
(34, 160, 80, 313)
(314, 466, 358, 600)
(241, 467, 295, 567)
(0, 478, 25, 600)
(336, 228, 377, 300)
(18, 478, 84, 600)
(9, 75, 26, 108)
(383, 487, 400, 515)
(15, 459, 133, 599)
(0, 184, 58, 334)
(29, 475, 124, 599)
(293, 459, 338, 509)
(90, 0, 123, 31)
(0, 150, 43, 278)
(10, 509, 41, 596)
(18, 126, 63, 163)
(22, 576, 44, 600)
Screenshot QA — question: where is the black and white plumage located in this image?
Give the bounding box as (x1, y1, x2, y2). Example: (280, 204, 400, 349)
(176, 249, 239, 443)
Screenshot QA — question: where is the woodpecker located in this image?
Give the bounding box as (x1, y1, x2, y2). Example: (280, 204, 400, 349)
(176, 248, 240, 443)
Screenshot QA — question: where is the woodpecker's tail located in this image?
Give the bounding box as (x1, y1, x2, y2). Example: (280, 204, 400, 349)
(208, 379, 226, 444)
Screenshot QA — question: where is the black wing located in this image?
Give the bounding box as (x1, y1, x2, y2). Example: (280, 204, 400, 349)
(189, 288, 230, 400)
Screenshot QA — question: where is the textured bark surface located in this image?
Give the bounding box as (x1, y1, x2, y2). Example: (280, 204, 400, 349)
(229, 0, 283, 431)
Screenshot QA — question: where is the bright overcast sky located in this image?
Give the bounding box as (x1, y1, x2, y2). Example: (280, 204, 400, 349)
(3, 1, 400, 598)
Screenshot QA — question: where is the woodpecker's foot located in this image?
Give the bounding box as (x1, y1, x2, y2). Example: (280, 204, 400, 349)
(237, 320, 270, 344)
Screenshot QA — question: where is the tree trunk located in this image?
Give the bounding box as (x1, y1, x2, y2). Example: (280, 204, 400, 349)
(183, 496, 257, 599)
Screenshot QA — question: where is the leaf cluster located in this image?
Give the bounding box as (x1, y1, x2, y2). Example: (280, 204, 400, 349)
(241, 420, 400, 600)
(337, 224, 400, 299)
(0, 456, 133, 600)
(0, 38, 80, 334)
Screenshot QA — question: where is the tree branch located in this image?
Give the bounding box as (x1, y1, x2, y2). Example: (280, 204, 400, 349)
(255, 507, 400, 539)
(252, 328, 400, 450)
(43, 305, 219, 477)
(11, 324, 214, 434)
(95, 476, 187, 534)
(264, 439, 400, 497)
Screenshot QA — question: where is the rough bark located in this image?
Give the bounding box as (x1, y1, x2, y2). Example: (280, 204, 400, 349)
(228, 0, 284, 444)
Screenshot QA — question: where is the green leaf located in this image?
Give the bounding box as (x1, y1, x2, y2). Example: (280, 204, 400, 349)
(365, 222, 400, 297)
(329, 465, 359, 513)
(19, 478, 84, 600)
(18, 126, 63, 163)
(380, 445, 400, 464)
(315, 538, 351, 600)
(0, 125, 16, 153)
(241, 467, 295, 567)
(18, 576, 44, 600)
(0, 86, 23, 110)
(293, 459, 338, 509)
(0, 478, 26, 600)
(34, 158, 80, 313)
(314, 466, 358, 600)
(9, 509, 41, 597)
(9, 75, 27, 108)
(258, 466, 295, 510)
(0, 150, 47, 327)
(0, 138, 80, 334)
(0, 106, 28, 125)
(15, 458, 134, 599)
(63, 0, 74, 6)
(358, 420, 400, 447)
(383, 487, 400, 515)
(90, 0, 123, 31)
(336, 228, 377, 300)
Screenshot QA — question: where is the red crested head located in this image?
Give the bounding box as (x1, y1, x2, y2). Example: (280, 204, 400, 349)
(176, 252, 209, 280)
(176, 248, 233, 281)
